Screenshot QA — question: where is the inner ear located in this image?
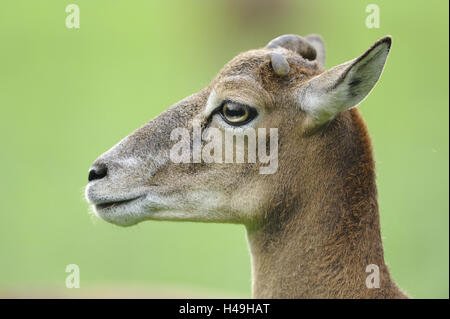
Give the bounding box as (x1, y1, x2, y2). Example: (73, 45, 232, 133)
(297, 36, 392, 126)
(341, 37, 392, 101)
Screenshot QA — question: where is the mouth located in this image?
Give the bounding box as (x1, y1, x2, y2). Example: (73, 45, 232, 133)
(94, 196, 143, 211)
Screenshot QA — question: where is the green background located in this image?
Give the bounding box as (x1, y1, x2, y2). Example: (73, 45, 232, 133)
(0, 0, 448, 298)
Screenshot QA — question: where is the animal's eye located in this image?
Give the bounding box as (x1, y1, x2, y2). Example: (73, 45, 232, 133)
(220, 101, 257, 126)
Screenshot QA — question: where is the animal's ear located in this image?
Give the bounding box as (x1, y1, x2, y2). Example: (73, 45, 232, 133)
(297, 36, 391, 127)
(305, 34, 326, 68)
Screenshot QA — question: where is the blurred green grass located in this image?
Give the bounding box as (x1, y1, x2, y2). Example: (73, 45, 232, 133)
(0, 0, 448, 298)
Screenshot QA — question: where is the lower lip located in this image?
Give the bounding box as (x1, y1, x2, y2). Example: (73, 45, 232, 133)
(94, 196, 142, 211)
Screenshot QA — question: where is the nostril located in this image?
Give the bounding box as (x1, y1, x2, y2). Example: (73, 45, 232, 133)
(88, 165, 108, 182)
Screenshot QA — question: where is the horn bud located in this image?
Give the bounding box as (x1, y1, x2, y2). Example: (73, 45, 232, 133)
(265, 52, 290, 76)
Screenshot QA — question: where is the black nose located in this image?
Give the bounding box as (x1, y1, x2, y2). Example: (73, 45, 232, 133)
(88, 164, 108, 181)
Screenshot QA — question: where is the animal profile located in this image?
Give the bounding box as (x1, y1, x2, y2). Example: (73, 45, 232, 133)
(85, 34, 408, 298)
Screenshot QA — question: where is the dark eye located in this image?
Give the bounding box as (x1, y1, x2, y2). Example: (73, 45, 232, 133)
(220, 101, 258, 126)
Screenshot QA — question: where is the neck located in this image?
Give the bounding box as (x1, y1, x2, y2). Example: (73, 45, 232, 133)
(246, 205, 405, 298)
(246, 109, 406, 298)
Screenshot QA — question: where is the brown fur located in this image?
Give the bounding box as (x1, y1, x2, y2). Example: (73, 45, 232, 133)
(247, 108, 407, 298)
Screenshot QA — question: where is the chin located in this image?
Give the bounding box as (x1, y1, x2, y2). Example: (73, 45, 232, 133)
(91, 196, 155, 227)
